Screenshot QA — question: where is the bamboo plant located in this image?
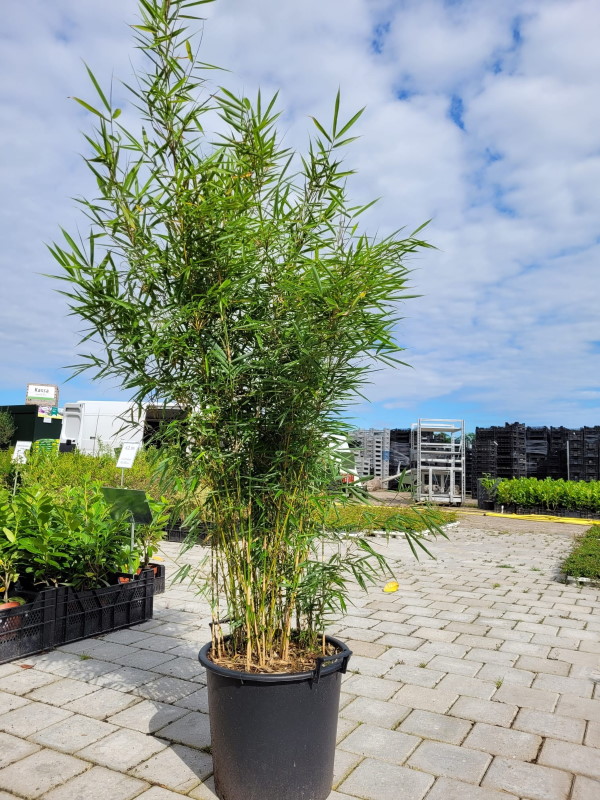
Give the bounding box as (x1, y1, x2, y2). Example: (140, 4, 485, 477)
(51, 0, 439, 672)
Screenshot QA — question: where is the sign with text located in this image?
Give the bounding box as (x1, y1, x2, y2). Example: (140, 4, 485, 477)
(26, 383, 59, 407)
(116, 441, 140, 469)
(12, 441, 32, 464)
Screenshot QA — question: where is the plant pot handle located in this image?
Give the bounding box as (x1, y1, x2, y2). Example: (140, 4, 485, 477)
(313, 644, 352, 683)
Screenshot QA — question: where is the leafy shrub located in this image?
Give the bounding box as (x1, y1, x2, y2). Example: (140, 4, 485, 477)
(562, 526, 600, 579)
(0, 483, 169, 590)
(325, 505, 456, 532)
(0, 411, 15, 449)
(493, 477, 600, 512)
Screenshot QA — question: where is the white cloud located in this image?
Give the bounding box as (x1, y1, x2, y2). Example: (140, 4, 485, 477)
(0, 0, 598, 426)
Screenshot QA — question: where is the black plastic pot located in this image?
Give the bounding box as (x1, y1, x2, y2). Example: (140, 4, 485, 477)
(198, 635, 351, 800)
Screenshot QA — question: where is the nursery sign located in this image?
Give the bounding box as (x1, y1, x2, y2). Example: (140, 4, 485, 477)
(25, 383, 59, 407)
(116, 441, 140, 469)
(12, 441, 32, 464)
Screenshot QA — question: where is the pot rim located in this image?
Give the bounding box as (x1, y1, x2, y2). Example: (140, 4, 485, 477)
(199, 633, 352, 684)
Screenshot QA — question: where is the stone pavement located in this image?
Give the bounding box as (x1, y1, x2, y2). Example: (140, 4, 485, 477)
(0, 517, 599, 800)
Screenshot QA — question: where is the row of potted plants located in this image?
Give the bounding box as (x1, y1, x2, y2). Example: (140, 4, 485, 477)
(0, 483, 169, 662)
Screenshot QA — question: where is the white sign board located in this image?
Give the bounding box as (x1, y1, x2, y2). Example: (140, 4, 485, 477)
(116, 441, 140, 469)
(26, 383, 59, 406)
(12, 441, 32, 464)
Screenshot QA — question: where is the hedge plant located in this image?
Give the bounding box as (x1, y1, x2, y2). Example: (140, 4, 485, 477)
(562, 526, 600, 580)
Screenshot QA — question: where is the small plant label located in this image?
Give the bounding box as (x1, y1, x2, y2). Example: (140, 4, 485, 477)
(12, 441, 32, 464)
(116, 441, 140, 469)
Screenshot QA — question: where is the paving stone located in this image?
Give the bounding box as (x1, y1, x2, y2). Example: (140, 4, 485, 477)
(449, 697, 518, 727)
(131, 743, 213, 792)
(131, 675, 199, 703)
(378, 647, 435, 666)
(0, 664, 20, 679)
(413, 627, 459, 643)
(187, 777, 219, 800)
(584, 721, 600, 747)
(538, 738, 600, 780)
(0, 701, 72, 737)
(41, 766, 148, 800)
(173, 686, 209, 713)
(102, 629, 154, 645)
(0, 792, 23, 800)
(338, 627, 384, 643)
(0, 732, 40, 768)
(342, 674, 397, 700)
(571, 776, 600, 800)
(118, 649, 177, 670)
(436, 674, 497, 700)
(407, 739, 491, 783)
(108, 699, 188, 733)
(399, 709, 472, 745)
(417, 642, 469, 659)
(513, 708, 586, 743)
(339, 723, 420, 764)
(476, 663, 535, 687)
(0, 749, 87, 799)
(493, 683, 558, 712)
(555, 693, 600, 721)
(27, 678, 97, 707)
(155, 710, 211, 749)
(339, 758, 434, 800)
(424, 776, 519, 800)
(76, 728, 166, 770)
(149, 656, 205, 682)
(347, 655, 392, 677)
(341, 696, 410, 729)
(336, 717, 359, 743)
(392, 685, 458, 713)
(136, 634, 181, 652)
(385, 664, 444, 688)
(79, 641, 142, 662)
(333, 749, 362, 786)
(63, 687, 139, 719)
(0, 691, 30, 715)
(134, 789, 190, 800)
(31, 714, 116, 753)
(463, 722, 541, 761)
(49, 658, 117, 682)
(482, 756, 572, 800)
(427, 656, 482, 677)
(377, 633, 426, 649)
(0, 670, 59, 695)
(344, 639, 387, 658)
(465, 648, 517, 666)
(533, 673, 594, 697)
(549, 648, 599, 666)
(93, 666, 156, 691)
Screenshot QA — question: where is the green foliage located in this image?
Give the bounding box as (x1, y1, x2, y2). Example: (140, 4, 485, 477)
(0, 411, 15, 449)
(494, 477, 600, 512)
(0, 483, 167, 590)
(325, 505, 455, 534)
(51, 0, 438, 670)
(562, 526, 600, 579)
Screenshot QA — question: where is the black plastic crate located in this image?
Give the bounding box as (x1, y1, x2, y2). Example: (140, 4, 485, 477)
(0, 589, 56, 665)
(53, 569, 154, 647)
(152, 563, 166, 595)
(165, 523, 213, 544)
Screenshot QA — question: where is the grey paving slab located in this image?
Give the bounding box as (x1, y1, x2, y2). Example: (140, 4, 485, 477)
(26, 678, 98, 707)
(341, 696, 410, 729)
(571, 776, 600, 800)
(482, 756, 573, 800)
(463, 722, 542, 761)
(30, 714, 117, 753)
(76, 728, 167, 770)
(0, 749, 88, 799)
(407, 739, 491, 783)
(41, 766, 148, 800)
(107, 699, 189, 733)
(512, 707, 586, 743)
(424, 777, 519, 800)
(338, 723, 421, 764)
(131, 743, 213, 792)
(339, 758, 435, 800)
(62, 687, 140, 719)
(155, 710, 211, 749)
(538, 738, 600, 780)
(0, 702, 73, 737)
(0, 691, 30, 715)
(0, 732, 40, 769)
(399, 709, 472, 745)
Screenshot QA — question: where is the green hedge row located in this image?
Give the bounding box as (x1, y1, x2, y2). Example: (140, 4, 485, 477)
(562, 526, 600, 580)
(325, 505, 456, 533)
(482, 477, 600, 512)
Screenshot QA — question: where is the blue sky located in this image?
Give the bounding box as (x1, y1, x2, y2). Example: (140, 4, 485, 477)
(1, 0, 599, 432)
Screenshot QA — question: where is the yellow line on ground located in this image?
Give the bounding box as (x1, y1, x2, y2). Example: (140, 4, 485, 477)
(456, 509, 596, 526)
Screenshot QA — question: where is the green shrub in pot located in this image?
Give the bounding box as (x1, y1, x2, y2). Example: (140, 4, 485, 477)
(49, 2, 441, 798)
